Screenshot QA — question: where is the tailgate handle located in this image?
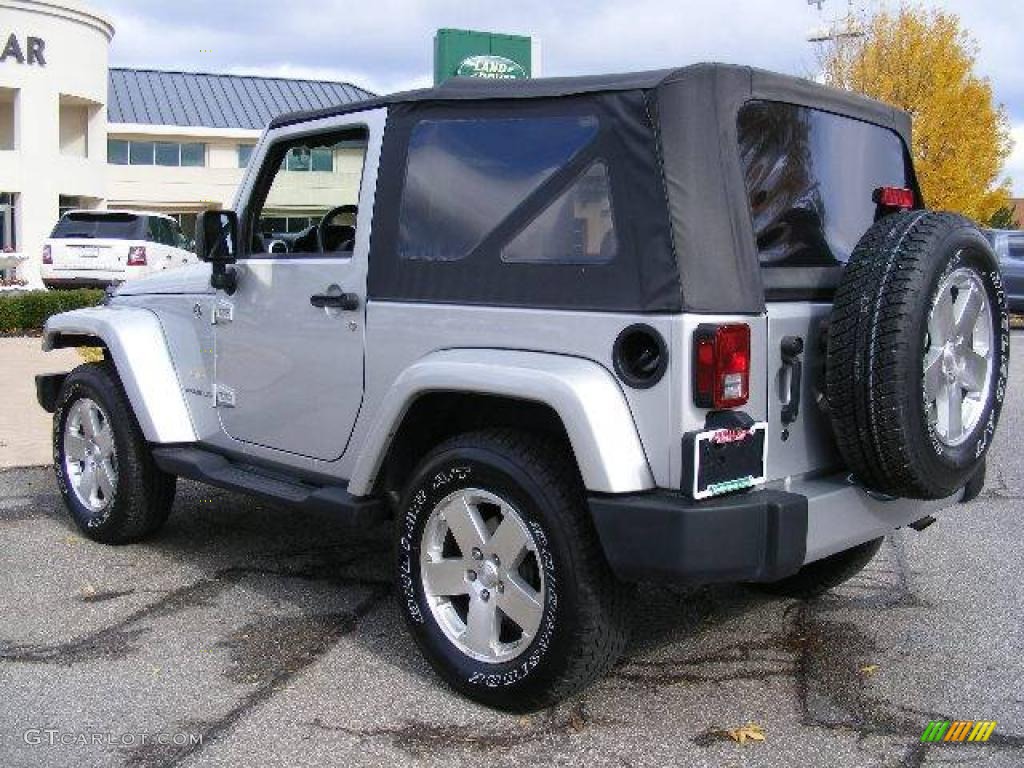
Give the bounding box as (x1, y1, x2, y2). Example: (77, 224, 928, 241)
(780, 336, 804, 425)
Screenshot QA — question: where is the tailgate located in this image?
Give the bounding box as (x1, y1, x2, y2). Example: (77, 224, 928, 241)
(51, 240, 127, 271)
(763, 302, 840, 481)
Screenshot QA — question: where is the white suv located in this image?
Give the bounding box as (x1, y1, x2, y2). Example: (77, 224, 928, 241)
(41, 210, 196, 289)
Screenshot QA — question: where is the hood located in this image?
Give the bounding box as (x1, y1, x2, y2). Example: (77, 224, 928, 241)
(113, 263, 214, 296)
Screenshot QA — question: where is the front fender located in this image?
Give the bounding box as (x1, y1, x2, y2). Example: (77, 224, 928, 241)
(43, 306, 196, 444)
(348, 349, 655, 496)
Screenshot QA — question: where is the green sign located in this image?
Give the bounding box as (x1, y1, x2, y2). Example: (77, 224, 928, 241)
(434, 28, 531, 85)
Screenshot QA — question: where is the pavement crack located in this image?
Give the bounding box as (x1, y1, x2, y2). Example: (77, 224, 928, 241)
(304, 696, 606, 756)
(122, 585, 391, 768)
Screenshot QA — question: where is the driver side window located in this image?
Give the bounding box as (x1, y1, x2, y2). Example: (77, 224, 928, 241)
(248, 127, 368, 257)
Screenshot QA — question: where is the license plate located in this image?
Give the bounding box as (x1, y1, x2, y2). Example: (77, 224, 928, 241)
(688, 423, 767, 500)
(73, 247, 99, 259)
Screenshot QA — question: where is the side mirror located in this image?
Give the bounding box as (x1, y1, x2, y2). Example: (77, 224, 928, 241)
(195, 210, 239, 294)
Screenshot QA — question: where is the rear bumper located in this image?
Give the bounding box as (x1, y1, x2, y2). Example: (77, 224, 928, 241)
(42, 276, 121, 289)
(589, 472, 961, 585)
(589, 489, 808, 585)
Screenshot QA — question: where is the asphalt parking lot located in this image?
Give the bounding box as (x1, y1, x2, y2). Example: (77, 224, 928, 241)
(1, 338, 1022, 768)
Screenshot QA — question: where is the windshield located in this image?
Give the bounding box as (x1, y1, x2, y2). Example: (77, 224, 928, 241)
(51, 212, 145, 240)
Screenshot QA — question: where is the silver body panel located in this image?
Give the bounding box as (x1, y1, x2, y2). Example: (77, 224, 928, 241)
(347, 347, 655, 496)
(42, 306, 197, 444)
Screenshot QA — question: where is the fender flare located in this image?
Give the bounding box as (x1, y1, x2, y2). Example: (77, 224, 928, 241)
(347, 349, 655, 496)
(43, 306, 196, 443)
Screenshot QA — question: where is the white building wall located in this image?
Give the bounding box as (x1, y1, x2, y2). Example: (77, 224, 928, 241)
(0, 0, 112, 283)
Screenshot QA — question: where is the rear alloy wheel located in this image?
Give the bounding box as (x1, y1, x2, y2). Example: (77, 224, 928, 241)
(396, 430, 629, 711)
(420, 488, 545, 664)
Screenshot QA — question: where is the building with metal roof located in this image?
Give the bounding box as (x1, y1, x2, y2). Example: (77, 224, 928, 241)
(0, 1, 372, 286)
(107, 68, 372, 131)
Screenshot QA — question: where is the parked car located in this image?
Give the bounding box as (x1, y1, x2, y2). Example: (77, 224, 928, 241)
(41, 210, 195, 289)
(35, 64, 1008, 711)
(984, 228, 1024, 312)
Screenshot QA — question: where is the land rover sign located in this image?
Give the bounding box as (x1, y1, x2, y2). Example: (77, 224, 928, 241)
(434, 28, 532, 85)
(456, 54, 527, 80)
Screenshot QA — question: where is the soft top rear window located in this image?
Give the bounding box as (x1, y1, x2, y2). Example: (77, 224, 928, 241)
(738, 101, 912, 270)
(51, 212, 145, 240)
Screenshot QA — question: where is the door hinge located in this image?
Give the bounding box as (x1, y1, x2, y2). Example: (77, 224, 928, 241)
(214, 385, 236, 408)
(212, 300, 234, 325)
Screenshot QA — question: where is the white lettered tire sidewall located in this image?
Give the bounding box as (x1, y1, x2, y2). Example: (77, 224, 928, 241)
(396, 446, 572, 708)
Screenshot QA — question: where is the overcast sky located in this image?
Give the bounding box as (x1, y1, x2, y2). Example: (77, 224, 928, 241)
(87, 0, 1024, 195)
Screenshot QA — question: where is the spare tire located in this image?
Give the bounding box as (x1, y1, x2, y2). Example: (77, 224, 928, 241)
(826, 211, 1009, 499)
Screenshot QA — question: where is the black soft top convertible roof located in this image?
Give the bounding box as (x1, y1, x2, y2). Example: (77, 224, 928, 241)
(271, 63, 909, 138)
(275, 64, 913, 314)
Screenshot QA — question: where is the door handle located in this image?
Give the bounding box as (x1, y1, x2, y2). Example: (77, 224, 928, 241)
(780, 336, 804, 425)
(310, 292, 359, 311)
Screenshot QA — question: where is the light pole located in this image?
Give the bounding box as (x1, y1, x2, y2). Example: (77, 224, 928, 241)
(806, 0, 864, 44)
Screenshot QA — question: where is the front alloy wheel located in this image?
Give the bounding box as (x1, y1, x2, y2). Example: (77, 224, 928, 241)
(54, 363, 176, 544)
(63, 397, 119, 516)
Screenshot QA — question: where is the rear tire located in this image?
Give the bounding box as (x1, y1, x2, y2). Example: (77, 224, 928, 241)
(395, 429, 629, 711)
(53, 363, 176, 544)
(755, 537, 883, 599)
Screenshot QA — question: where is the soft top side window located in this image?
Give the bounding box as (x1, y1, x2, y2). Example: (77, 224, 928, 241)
(398, 116, 607, 263)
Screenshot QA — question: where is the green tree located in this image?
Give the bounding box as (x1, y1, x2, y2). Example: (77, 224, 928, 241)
(987, 205, 1019, 230)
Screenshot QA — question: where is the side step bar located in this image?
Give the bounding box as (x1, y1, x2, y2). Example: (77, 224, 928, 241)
(151, 446, 386, 526)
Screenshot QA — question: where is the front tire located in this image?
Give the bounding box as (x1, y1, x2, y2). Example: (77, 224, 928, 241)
(53, 363, 176, 544)
(395, 430, 629, 711)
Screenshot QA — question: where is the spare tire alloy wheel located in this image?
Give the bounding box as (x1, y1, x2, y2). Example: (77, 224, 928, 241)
(924, 267, 994, 447)
(827, 212, 1009, 500)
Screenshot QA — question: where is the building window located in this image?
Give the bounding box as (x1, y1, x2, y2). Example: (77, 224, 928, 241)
(129, 141, 155, 165)
(0, 88, 17, 151)
(108, 139, 207, 167)
(155, 142, 179, 166)
(58, 96, 90, 158)
(283, 146, 333, 173)
(108, 139, 129, 165)
(180, 143, 205, 167)
(238, 144, 255, 168)
(58, 195, 84, 220)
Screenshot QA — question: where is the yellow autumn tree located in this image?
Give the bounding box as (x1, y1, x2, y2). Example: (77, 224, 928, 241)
(818, 4, 1012, 224)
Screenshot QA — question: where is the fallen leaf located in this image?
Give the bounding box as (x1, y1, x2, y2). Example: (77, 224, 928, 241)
(727, 723, 765, 744)
(860, 664, 880, 677)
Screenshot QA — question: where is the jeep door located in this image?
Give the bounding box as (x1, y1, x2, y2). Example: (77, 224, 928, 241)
(212, 112, 382, 461)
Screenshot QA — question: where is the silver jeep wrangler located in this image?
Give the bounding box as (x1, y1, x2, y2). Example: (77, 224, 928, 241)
(36, 64, 1009, 711)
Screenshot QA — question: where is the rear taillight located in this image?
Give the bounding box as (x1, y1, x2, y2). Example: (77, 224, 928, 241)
(874, 186, 914, 210)
(127, 246, 147, 266)
(42, 245, 52, 265)
(694, 323, 751, 409)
